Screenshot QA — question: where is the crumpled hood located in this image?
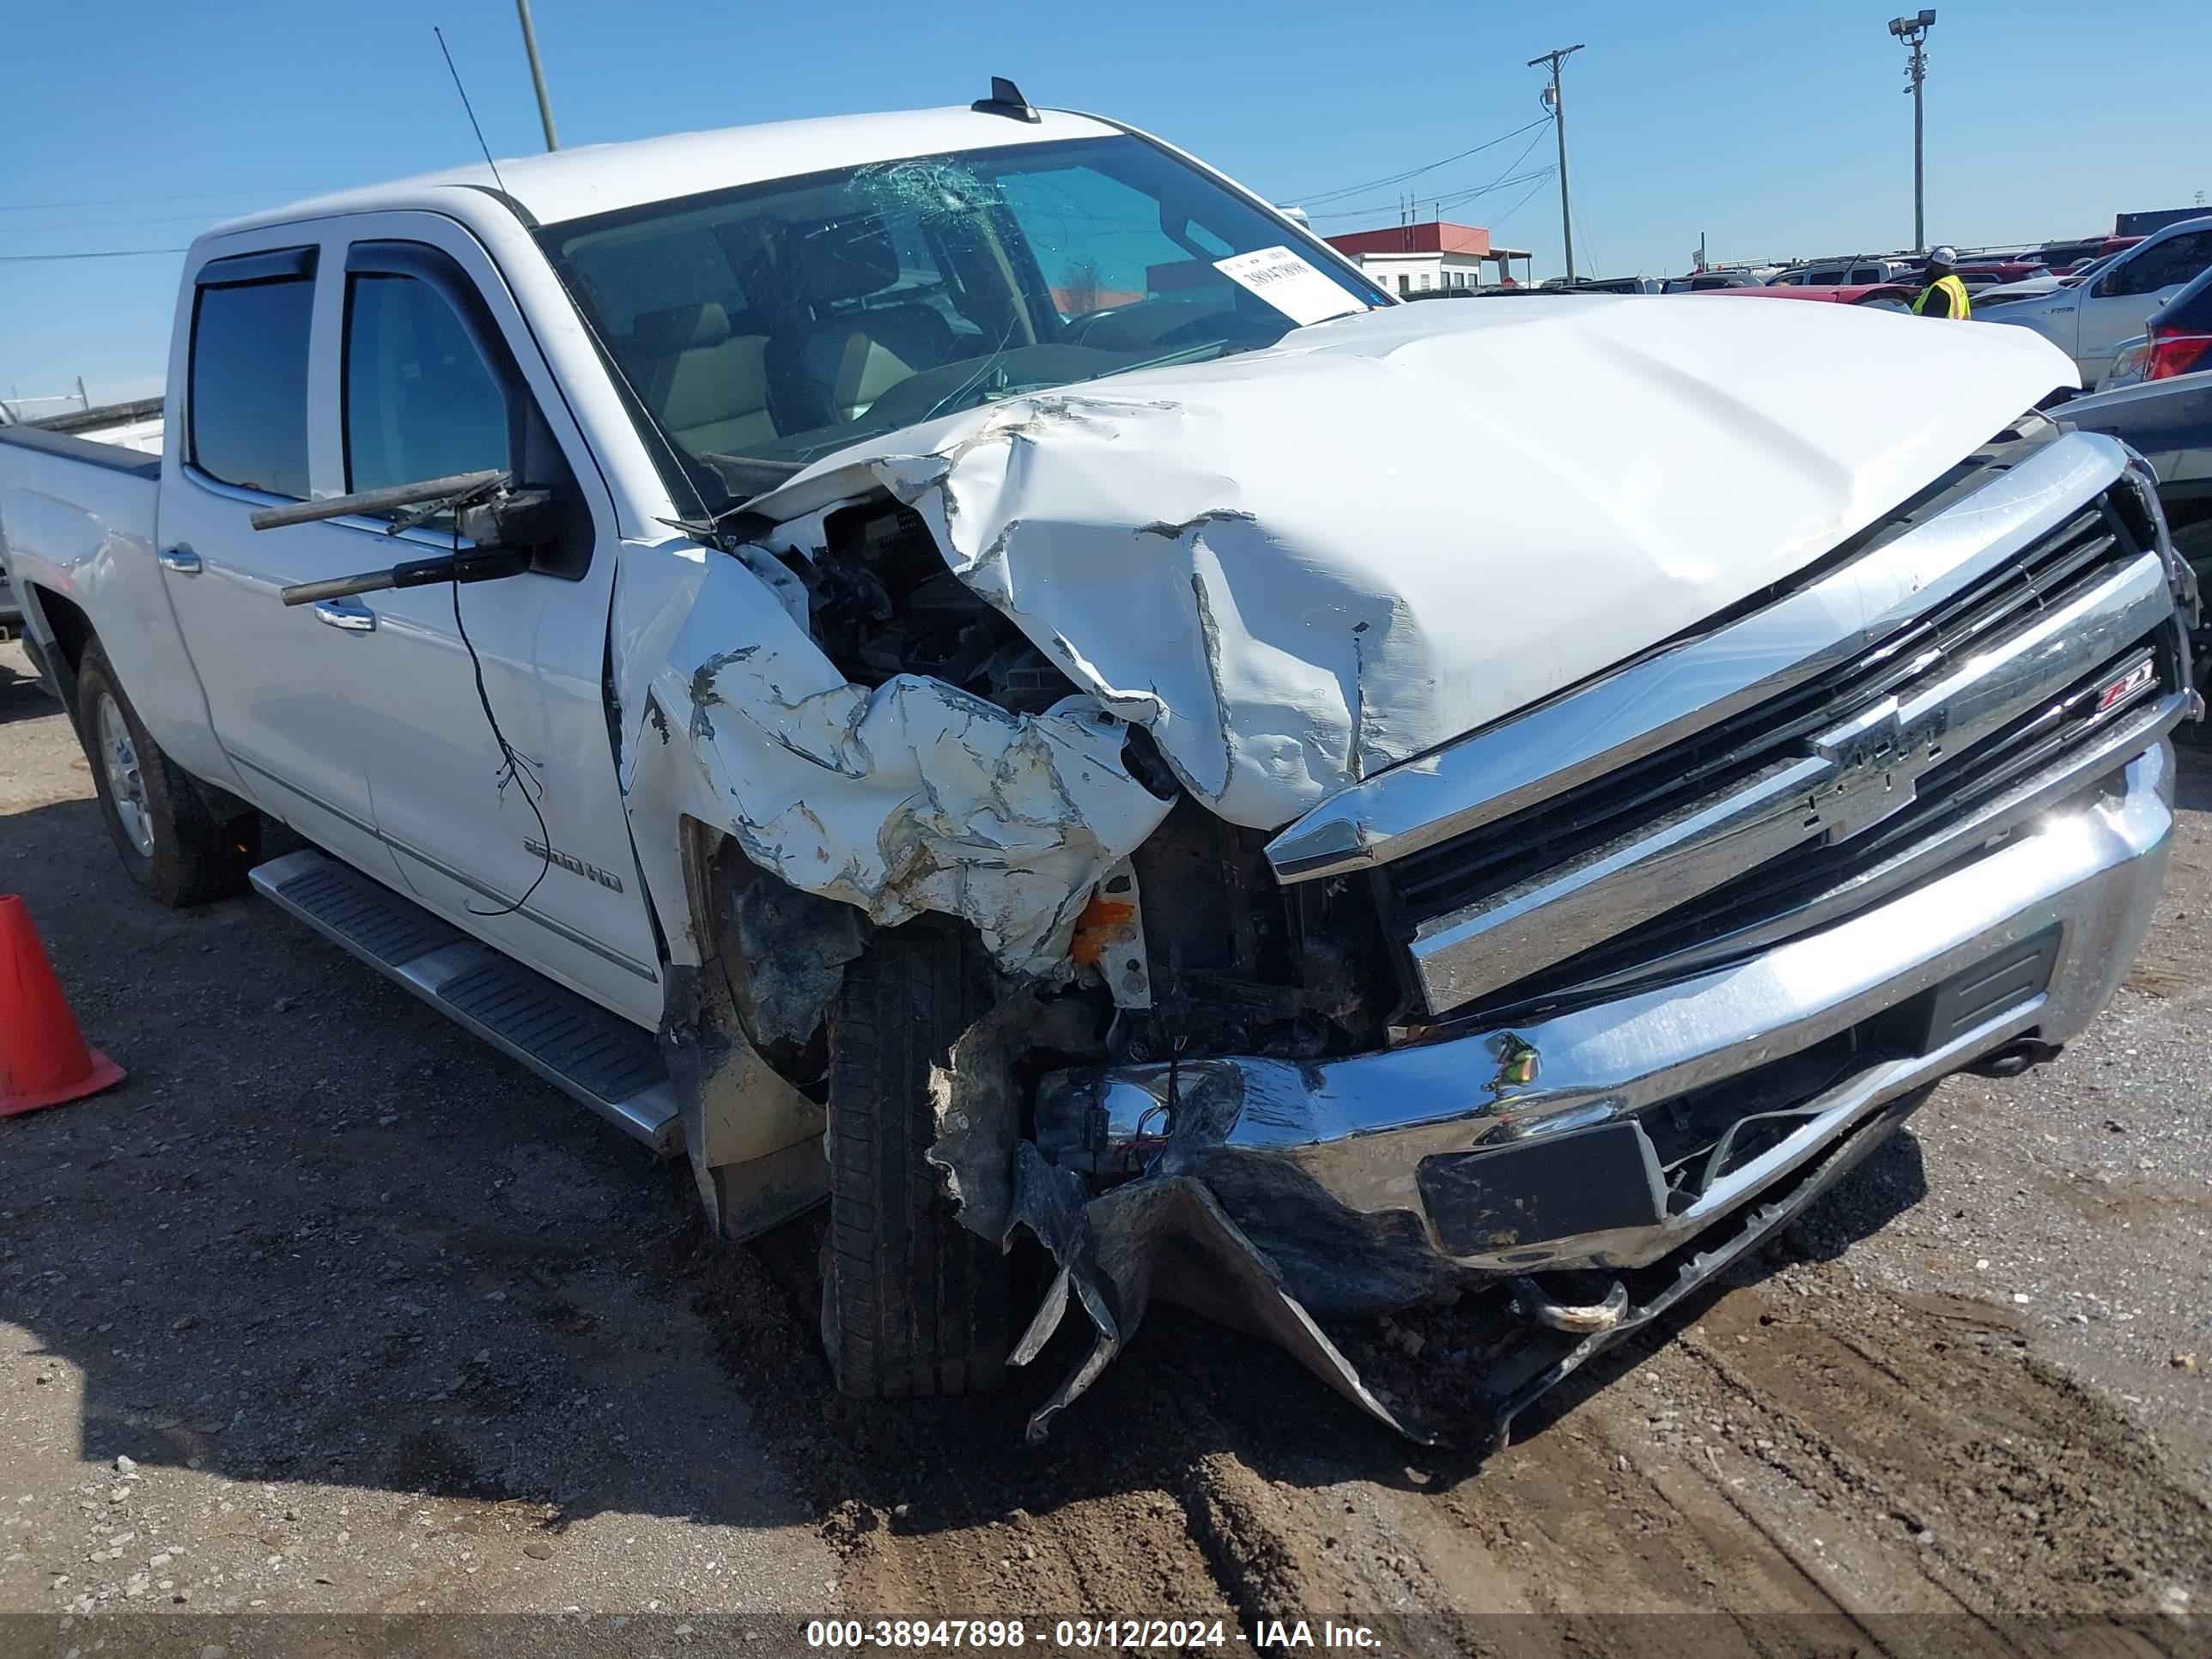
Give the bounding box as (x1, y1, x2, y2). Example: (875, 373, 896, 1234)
(751, 295, 2076, 830)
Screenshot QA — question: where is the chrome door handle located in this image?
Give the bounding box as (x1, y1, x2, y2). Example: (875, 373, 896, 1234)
(157, 545, 201, 574)
(312, 599, 376, 632)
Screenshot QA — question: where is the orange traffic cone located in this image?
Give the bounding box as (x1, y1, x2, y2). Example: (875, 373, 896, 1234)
(0, 895, 125, 1119)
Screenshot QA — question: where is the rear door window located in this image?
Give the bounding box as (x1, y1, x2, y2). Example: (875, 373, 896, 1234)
(188, 251, 316, 499)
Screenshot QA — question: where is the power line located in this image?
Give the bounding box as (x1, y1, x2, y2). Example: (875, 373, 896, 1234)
(1308, 126, 1556, 226)
(0, 186, 319, 213)
(3, 211, 259, 234)
(1309, 165, 1554, 226)
(0, 248, 188, 262)
(1289, 117, 1551, 207)
(1487, 174, 1554, 236)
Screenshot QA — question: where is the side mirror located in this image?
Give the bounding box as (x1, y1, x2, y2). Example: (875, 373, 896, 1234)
(249, 472, 572, 607)
(454, 487, 564, 554)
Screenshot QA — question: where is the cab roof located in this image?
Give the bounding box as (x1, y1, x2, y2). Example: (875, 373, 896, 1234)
(204, 104, 1121, 240)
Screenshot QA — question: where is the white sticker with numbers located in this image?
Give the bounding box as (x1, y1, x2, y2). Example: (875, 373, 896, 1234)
(1212, 246, 1367, 327)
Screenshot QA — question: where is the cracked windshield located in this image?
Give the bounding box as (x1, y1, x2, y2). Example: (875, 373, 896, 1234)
(541, 135, 1382, 507)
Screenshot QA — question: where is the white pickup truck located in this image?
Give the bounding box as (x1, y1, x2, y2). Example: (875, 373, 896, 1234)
(2, 87, 2196, 1443)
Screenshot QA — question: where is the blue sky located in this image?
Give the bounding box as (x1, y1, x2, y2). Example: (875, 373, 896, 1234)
(4, 0, 2207, 407)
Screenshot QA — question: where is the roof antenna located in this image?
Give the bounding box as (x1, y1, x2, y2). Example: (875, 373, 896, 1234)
(973, 76, 1041, 123)
(434, 26, 512, 194)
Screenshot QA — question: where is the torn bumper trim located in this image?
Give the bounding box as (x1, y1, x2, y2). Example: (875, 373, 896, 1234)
(1474, 1081, 1930, 1455)
(1037, 742, 2173, 1279)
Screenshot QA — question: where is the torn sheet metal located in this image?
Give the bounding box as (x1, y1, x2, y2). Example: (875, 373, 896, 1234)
(738, 300, 2072, 829)
(613, 541, 1173, 977)
(924, 988, 1102, 1245)
(1006, 1143, 1434, 1446)
(986, 1057, 1459, 1445)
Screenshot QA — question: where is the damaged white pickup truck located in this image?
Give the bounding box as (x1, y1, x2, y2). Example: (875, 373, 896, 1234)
(3, 87, 2197, 1445)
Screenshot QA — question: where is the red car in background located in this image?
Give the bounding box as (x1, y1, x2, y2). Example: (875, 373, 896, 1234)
(1696, 283, 1917, 312)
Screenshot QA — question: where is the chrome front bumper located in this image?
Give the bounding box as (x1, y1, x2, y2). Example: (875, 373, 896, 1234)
(1037, 737, 2176, 1279)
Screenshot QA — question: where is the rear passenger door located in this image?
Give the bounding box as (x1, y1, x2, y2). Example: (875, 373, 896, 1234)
(156, 244, 401, 881)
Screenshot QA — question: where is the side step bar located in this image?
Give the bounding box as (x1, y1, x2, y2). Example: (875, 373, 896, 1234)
(249, 849, 679, 1156)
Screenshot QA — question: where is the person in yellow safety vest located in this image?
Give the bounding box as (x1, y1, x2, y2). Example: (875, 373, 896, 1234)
(1912, 246, 1972, 319)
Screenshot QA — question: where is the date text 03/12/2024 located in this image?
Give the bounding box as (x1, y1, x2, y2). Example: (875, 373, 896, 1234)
(804, 1620, 1385, 1650)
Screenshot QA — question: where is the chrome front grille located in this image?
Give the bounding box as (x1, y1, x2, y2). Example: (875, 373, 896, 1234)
(1262, 428, 2191, 1019)
(1387, 496, 2135, 924)
(1408, 631, 2176, 1016)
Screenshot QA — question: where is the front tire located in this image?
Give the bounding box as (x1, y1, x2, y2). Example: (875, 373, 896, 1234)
(76, 641, 258, 907)
(823, 926, 1009, 1399)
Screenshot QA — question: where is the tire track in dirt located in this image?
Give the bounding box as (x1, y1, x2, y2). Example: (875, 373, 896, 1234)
(697, 1202, 2210, 1656)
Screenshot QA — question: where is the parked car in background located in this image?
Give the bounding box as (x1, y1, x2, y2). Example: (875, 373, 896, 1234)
(1537, 275, 1662, 294)
(2036, 238, 2109, 273)
(1769, 257, 1917, 287)
(1702, 282, 1917, 313)
(1949, 259, 2048, 290)
(2100, 337, 2153, 392)
(1981, 216, 2212, 385)
(2034, 236, 2144, 278)
(1976, 248, 2128, 310)
(1662, 270, 1764, 292)
(2062, 358, 2212, 711)
(2094, 264, 2212, 391)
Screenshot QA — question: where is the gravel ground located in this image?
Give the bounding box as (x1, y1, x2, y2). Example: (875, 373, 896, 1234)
(3, 633, 2209, 1653)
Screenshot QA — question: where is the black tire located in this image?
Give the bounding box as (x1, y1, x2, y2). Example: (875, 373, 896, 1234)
(824, 925, 1009, 1399)
(76, 641, 258, 907)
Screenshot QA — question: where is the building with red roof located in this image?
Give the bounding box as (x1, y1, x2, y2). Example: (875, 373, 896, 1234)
(1324, 221, 1533, 295)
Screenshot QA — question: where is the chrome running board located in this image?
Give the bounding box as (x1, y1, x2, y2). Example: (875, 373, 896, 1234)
(249, 848, 677, 1155)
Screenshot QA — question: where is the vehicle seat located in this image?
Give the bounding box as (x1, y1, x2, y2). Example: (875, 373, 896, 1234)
(782, 220, 952, 423)
(627, 301, 778, 455)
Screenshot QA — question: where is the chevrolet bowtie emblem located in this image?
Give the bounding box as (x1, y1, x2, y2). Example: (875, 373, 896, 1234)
(1806, 696, 1951, 843)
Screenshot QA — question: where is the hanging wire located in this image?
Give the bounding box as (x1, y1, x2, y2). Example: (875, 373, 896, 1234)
(444, 513, 553, 920)
(1286, 116, 1551, 207)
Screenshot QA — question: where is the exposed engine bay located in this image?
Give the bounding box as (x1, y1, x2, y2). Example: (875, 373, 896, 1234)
(797, 495, 1401, 1053)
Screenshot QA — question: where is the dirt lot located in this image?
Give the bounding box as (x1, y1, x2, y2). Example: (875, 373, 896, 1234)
(4, 630, 2210, 1654)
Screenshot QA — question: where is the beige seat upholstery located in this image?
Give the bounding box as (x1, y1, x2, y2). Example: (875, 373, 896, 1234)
(626, 302, 778, 454)
(787, 221, 953, 423)
(804, 330, 921, 424)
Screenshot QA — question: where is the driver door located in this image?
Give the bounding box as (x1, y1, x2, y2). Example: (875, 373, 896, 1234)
(303, 214, 662, 1025)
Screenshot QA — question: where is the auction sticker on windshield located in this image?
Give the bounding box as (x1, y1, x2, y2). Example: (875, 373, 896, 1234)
(1212, 246, 1368, 327)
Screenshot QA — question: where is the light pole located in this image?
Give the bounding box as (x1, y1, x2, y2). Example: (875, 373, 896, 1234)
(1888, 10, 1936, 253)
(515, 0, 559, 151)
(1528, 44, 1584, 283)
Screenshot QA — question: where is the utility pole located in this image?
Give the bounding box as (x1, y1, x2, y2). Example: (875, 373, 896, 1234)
(1528, 44, 1584, 283)
(1887, 11, 1936, 252)
(515, 0, 559, 151)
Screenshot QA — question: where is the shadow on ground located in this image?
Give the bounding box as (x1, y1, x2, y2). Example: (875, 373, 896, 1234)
(0, 654, 59, 726)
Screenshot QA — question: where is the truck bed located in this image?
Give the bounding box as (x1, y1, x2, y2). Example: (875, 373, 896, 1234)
(0, 419, 163, 480)
(0, 417, 178, 744)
